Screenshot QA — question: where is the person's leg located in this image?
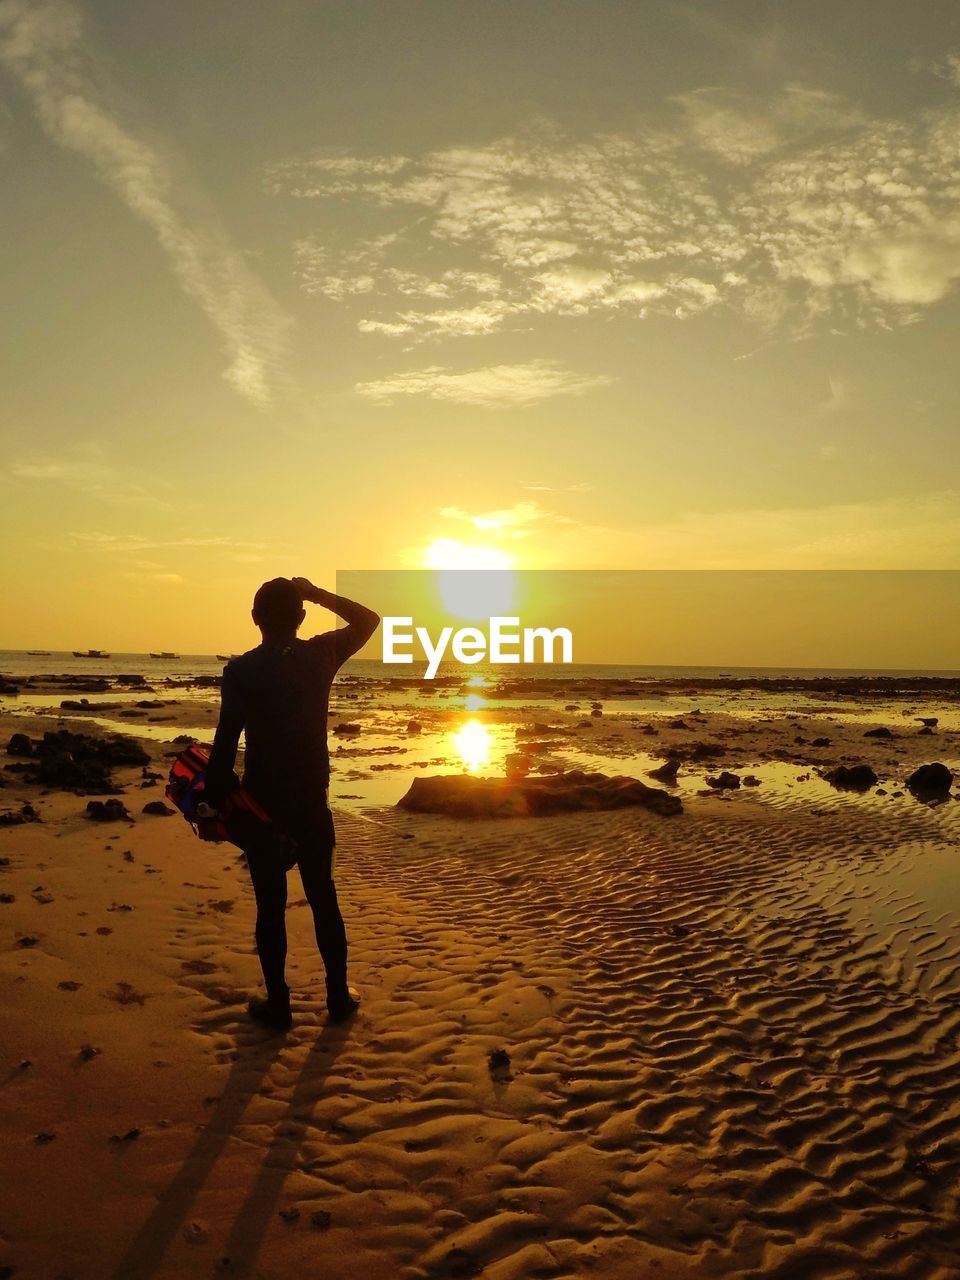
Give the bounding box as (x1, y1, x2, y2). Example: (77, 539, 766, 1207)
(294, 812, 356, 1016)
(244, 839, 290, 1009)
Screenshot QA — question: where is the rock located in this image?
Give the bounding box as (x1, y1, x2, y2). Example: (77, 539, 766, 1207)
(669, 719, 691, 730)
(742, 775, 761, 787)
(825, 764, 878, 791)
(8, 730, 149, 794)
(142, 801, 175, 816)
(115, 673, 147, 685)
(6, 733, 33, 757)
(85, 799, 131, 823)
(0, 803, 40, 827)
(917, 717, 939, 727)
(811, 737, 831, 747)
(397, 770, 682, 818)
(406, 720, 422, 733)
(864, 727, 894, 738)
(172, 735, 196, 745)
(706, 771, 741, 790)
(488, 1048, 512, 1078)
(648, 758, 680, 783)
(906, 763, 953, 799)
(918, 726, 934, 735)
(334, 723, 362, 735)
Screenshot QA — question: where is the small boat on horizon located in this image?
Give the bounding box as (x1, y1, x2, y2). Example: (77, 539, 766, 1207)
(73, 649, 110, 659)
(27, 650, 52, 656)
(149, 651, 180, 659)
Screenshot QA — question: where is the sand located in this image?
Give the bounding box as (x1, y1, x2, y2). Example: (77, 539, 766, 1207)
(3, 686, 960, 1279)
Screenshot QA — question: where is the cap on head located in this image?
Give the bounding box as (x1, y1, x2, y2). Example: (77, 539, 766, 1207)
(252, 578, 303, 633)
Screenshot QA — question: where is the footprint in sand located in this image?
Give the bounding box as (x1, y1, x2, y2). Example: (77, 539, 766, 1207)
(180, 959, 218, 975)
(58, 980, 82, 992)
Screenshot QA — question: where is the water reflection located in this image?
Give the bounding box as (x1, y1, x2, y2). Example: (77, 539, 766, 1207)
(464, 693, 486, 712)
(452, 720, 491, 772)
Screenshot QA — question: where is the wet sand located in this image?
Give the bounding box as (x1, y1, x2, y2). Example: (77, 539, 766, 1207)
(2, 679, 960, 1278)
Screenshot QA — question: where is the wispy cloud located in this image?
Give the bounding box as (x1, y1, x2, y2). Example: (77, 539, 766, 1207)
(439, 501, 567, 537)
(522, 492, 960, 570)
(269, 80, 960, 341)
(4, 448, 171, 507)
(0, 0, 291, 407)
(355, 361, 608, 406)
(68, 531, 269, 556)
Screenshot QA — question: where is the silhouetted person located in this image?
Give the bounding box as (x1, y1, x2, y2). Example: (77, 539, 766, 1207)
(207, 576, 379, 1031)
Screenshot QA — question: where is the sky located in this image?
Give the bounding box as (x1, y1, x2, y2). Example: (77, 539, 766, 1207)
(1, 0, 959, 656)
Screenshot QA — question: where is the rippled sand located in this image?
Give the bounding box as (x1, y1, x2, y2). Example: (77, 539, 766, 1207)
(2, 695, 960, 1278)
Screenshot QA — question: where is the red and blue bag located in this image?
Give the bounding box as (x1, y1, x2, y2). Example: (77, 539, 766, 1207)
(166, 744, 293, 863)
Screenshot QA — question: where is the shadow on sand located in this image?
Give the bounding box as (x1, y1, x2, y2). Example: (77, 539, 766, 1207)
(112, 1017, 350, 1279)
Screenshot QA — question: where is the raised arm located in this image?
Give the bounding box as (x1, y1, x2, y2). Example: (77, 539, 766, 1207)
(292, 577, 380, 663)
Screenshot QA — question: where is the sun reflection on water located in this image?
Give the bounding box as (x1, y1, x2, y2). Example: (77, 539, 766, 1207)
(452, 720, 491, 772)
(464, 693, 486, 712)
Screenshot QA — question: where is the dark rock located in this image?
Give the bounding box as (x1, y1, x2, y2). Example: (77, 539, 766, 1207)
(0, 803, 40, 827)
(115, 674, 147, 685)
(917, 717, 939, 727)
(742, 775, 761, 787)
(825, 764, 878, 791)
(398, 770, 682, 818)
(811, 737, 831, 747)
(142, 801, 175, 817)
(706, 771, 741, 790)
(648, 758, 680, 783)
(7, 733, 34, 757)
(864, 727, 894, 738)
(906, 763, 953, 799)
(406, 720, 422, 733)
(488, 1047, 512, 1075)
(334, 723, 362, 735)
(85, 799, 131, 823)
(918, 726, 934, 735)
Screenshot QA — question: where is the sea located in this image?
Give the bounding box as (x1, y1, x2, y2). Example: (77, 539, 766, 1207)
(3, 651, 960, 685)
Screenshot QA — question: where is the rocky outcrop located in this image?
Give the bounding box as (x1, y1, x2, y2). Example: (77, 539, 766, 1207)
(5, 730, 150, 794)
(398, 770, 682, 818)
(824, 764, 878, 791)
(906, 763, 953, 800)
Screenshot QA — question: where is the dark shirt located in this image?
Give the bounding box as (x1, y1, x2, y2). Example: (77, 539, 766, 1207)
(207, 630, 359, 820)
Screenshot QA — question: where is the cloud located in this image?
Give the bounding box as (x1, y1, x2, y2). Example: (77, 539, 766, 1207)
(523, 492, 960, 570)
(68, 531, 269, 554)
(355, 361, 609, 406)
(269, 84, 960, 340)
(4, 449, 171, 507)
(439, 501, 566, 536)
(0, 0, 290, 407)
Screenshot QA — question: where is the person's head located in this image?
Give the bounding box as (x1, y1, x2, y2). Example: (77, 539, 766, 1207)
(252, 578, 305, 639)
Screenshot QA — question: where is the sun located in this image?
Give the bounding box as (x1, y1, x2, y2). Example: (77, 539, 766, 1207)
(422, 538, 513, 572)
(421, 538, 517, 621)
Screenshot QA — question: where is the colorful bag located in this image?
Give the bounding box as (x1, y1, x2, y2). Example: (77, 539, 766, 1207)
(166, 744, 293, 862)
